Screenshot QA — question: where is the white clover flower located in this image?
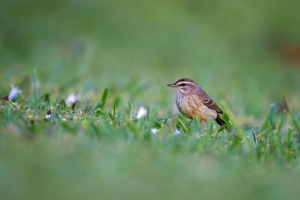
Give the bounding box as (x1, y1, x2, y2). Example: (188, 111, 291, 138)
(174, 129, 181, 135)
(45, 114, 51, 119)
(137, 107, 147, 119)
(151, 128, 158, 135)
(66, 93, 77, 106)
(8, 84, 22, 101)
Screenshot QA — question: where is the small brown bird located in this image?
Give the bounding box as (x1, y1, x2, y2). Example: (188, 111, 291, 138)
(167, 78, 225, 126)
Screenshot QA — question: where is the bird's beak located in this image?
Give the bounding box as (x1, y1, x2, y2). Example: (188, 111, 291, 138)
(167, 83, 176, 87)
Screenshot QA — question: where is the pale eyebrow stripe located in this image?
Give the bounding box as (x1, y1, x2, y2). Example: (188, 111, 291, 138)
(176, 81, 192, 85)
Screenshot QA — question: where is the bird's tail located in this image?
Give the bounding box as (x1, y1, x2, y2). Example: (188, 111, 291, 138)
(215, 114, 226, 126)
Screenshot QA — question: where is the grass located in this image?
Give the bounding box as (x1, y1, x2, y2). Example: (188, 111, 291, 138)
(1, 0, 300, 199)
(1, 76, 300, 200)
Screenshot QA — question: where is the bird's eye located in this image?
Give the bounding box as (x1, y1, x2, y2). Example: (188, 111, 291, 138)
(180, 83, 186, 87)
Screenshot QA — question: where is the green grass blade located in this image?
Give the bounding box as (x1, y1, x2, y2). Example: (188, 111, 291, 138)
(191, 117, 201, 134)
(220, 100, 255, 153)
(241, 126, 259, 143)
(127, 99, 133, 118)
(113, 104, 116, 118)
(277, 110, 286, 134)
(126, 120, 140, 138)
(220, 100, 244, 138)
(100, 88, 108, 109)
(253, 131, 257, 144)
(206, 119, 213, 136)
(94, 101, 101, 111)
(95, 88, 108, 110)
(211, 121, 232, 137)
(95, 108, 106, 116)
(7, 107, 12, 121)
(284, 96, 300, 133)
(128, 99, 132, 111)
(286, 126, 293, 146)
(178, 118, 189, 134)
(245, 126, 259, 137)
(274, 110, 286, 156)
(269, 103, 277, 128)
(33, 69, 38, 103)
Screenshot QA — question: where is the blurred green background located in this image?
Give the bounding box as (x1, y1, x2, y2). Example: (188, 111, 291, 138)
(1, 0, 300, 111)
(1, 0, 300, 199)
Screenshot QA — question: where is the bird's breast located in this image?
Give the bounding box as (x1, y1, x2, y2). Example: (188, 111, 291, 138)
(176, 94, 217, 121)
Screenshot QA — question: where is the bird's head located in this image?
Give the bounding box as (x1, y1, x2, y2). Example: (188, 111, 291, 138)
(167, 78, 200, 95)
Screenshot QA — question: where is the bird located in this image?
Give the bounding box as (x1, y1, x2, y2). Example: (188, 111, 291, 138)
(167, 78, 226, 126)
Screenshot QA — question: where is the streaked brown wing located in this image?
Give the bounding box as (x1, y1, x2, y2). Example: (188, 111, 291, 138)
(200, 95, 223, 114)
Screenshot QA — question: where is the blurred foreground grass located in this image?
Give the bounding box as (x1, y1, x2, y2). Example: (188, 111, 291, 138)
(1, 0, 300, 199)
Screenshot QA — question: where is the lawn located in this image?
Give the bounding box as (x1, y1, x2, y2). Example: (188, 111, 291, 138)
(1, 0, 300, 199)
